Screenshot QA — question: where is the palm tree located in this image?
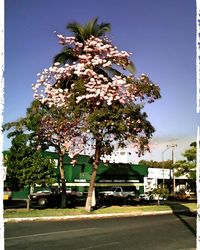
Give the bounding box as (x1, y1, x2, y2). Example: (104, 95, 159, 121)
(53, 17, 111, 64)
(67, 17, 111, 42)
(53, 17, 135, 73)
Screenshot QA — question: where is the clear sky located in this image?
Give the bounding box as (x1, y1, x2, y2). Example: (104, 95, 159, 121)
(3, 0, 199, 163)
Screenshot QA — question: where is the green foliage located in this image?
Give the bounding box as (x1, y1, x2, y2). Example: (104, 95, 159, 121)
(53, 47, 78, 65)
(66, 17, 111, 43)
(19, 151, 56, 187)
(151, 186, 169, 198)
(3, 125, 56, 190)
(3, 111, 55, 190)
(173, 161, 195, 179)
(139, 159, 173, 169)
(150, 186, 169, 205)
(173, 142, 196, 180)
(182, 146, 196, 162)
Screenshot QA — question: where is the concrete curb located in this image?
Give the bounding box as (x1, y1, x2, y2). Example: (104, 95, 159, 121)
(4, 209, 196, 223)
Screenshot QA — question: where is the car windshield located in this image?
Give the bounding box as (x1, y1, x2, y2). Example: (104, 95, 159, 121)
(37, 189, 51, 193)
(105, 187, 117, 191)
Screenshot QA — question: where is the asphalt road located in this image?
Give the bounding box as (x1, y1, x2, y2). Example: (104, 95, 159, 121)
(5, 213, 196, 250)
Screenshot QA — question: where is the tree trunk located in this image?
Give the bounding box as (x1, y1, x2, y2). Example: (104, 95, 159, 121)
(59, 152, 66, 208)
(157, 195, 160, 206)
(85, 138, 101, 212)
(26, 197, 30, 211)
(26, 185, 31, 210)
(173, 168, 176, 195)
(26, 185, 34, 211)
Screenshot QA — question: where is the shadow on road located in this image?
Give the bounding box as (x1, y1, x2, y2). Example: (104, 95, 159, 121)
(166, 201, 196, 236)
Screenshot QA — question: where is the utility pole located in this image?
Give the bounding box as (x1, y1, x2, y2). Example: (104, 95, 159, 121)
(170, 144, 177, 195)
(162, 144, 177, 194)
(162, 147, 170, 187)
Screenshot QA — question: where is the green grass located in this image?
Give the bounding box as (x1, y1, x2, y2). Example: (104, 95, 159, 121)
(92, 202, 196, 214)
(4, 208, 88, 218)
(4, 202, 196, 219)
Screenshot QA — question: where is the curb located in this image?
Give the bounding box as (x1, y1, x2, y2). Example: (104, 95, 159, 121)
(4, 209, 196, 223)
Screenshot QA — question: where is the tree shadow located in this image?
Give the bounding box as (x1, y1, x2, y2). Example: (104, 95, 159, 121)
(166, 200, 196, 236)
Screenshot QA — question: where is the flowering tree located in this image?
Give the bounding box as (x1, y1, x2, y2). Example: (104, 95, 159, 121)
(33, 19, 161, 211)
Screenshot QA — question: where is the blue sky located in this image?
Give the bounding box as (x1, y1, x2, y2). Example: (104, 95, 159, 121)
(3, 0, 198, 162)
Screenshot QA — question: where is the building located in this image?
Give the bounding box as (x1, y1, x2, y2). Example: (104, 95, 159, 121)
(45, 152, 148, 195)
(102, 147, 133, 164)
(144, 167, 196, 194)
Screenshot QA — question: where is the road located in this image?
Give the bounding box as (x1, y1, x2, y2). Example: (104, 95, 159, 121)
(5, 213, 196, 250)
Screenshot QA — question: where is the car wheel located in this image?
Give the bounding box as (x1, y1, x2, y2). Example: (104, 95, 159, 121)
(127, 196, 132, 201)
(66, 199, 72, 206)
(38, 197, 47, 206)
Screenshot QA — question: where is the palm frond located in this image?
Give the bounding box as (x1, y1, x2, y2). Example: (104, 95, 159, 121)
(53, 47, 77, 65)
(94, 67, 122, 82)
(96, 22, 111, 37)
(66, 18, 110, 42)
(104, 67, 122, 77)
(66, 22, 84, 42)
(84, 17, 99, 39)
(125, 61, 136, 74)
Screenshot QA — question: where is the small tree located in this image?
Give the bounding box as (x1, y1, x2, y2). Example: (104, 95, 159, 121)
(3, 130, 56, 209)
(33, 19, 161, 211)
(173, 142, 196, 190)
(150, 186, 169, 206)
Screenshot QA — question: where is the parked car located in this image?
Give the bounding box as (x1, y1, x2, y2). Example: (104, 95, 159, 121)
(30, 187, 79, 207)
(98, 186, 135, 202)
(151, 194, 167, 200)
(168, 190, 190, 200)
(139, 193, 151, 201)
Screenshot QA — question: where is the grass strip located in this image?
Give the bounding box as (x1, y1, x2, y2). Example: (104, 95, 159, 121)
(4, 202, 196, 218)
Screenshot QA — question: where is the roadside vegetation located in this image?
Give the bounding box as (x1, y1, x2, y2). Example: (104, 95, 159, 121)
(4, 202, 196, 219)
